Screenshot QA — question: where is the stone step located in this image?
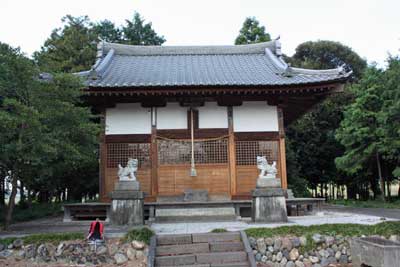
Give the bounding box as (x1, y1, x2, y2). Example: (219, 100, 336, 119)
(156, 254, 196, 266)
(155, 207, 236, 222)
(157, 234, 192, 245)
(156, 243, 210, 256)
(211, 262, 250, 267)
(196, 251, 247, 264)
(209, 241, 244, 252)
(192, 232, 241, 243)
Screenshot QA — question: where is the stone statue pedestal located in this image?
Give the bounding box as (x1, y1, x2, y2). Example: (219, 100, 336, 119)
(109, 180, 144, 226)
(252, 178, 288, 223)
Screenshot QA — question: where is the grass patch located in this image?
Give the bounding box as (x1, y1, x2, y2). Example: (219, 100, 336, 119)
(122, 227, 154, 244)
(0, 202, 63, 224)
(0, 232, 84, 246)
(245, 221, 400, 239)
(211, 228, 228, 233)
(329, 199, 400, 209)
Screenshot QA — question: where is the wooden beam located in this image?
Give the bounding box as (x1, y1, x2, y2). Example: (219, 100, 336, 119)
(228, 107, 237, 197)
(277, 107, 288, 189)
(150, 108, 158, 197)
(99, 110, 107, 201)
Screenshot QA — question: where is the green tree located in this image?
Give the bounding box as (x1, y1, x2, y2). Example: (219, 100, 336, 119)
(235, 17, 271, 45)
(122, 12, 165, 45)
(92, 20, 121, 42)
(33, 15, 97, 73)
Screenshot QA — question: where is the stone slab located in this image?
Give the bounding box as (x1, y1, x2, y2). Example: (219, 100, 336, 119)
(251, 188, 285, 197)
(155, 207, 236, 219)
(156, 243, 210, 256)
(211, 263, 249, 267)
(114, 180, 140, 191)
(155, 254, 196, 266)
(256, 178, 281, 188)
(196, 251, 247, 264)
(192, 232, 241, 243)
(184, 189, 209, 202)
(157, 234, 192, 246)
(209, 242, 244, 252)
(109, 190, 144, 199)
(110, 199, 143, 226)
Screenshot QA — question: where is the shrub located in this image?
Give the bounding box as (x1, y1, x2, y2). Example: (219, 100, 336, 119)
(123, 227, 154, 244)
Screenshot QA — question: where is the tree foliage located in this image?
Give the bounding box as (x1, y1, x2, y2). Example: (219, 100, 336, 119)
(235, 17, 271, 45)
(34, 12, 165, 73)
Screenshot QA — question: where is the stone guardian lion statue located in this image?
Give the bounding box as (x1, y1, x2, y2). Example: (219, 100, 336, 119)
(118, 158, 138, 181)
(256, 156, 277, 179)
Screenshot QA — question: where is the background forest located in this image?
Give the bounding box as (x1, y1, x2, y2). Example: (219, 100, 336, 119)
(1, 13, 399, 228)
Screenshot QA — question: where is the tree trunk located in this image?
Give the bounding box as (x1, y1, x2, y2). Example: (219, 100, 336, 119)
(376, 152, 385, 201)
(0, 175, 4, 207)
(19, 181, 25, 204)
(27, 188, 32, 209)
(4, 174, 18, 230)
(386, 181, 391, 198)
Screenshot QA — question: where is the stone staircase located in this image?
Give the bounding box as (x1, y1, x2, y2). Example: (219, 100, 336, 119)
(153, 231, 254, 267)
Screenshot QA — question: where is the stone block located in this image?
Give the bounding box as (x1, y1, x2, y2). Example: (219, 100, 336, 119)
(155, 254, 196, 266)
(196, 251, 247, 264)
(156, 243, 210, 256)
(184, 189, 209, 202)
(192, 232, 241, 243)
(109, 190, 144, 200)
(252, 188, 288, 223)
(209, 242, 244, 252)
(110, 198, 143, 225)
(114, 180, 140, 191)
(157, 234, 192, 245)
(256, 178, 281, 188)
(350, 237, 400, 267)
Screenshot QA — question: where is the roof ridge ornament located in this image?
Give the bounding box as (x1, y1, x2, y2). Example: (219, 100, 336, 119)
(274, 36, 282, 57)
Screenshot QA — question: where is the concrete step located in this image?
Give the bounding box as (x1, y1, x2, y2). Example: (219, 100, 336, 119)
(209, 241, 244, 252)
(155, 254, 196, 266)
(211, 262, 250, 267)
(192, 232, 241, 243)
(156, 243, 210, 256)
(196, 251, 247, 264)
(157, 234, 192, 245)
(155, 207, 236, 222)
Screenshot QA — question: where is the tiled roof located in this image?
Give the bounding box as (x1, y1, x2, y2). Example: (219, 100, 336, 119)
(82, 40, 351, 88)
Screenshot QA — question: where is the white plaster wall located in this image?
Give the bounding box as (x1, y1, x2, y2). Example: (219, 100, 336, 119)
(233, 101, 278, 132)
(157, 103, 188, 129)
(105, 103, 151, 134)
(198, 102, 228, 129)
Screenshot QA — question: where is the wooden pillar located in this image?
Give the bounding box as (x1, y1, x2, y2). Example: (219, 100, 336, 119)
(228, 107, 237, 197)
(278, 107, 288, 189)
(99, 110, 107, 201)
(150, 108, 158, 198)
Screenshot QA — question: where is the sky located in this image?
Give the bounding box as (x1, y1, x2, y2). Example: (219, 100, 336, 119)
(1, 0, 399, 66)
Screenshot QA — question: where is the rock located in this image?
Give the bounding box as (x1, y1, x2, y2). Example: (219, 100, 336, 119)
(131, 240, 145, 250)
(272, 254, 277, 262)
(96, 245, 108, 255)
(291, 237, 301, 247)
(12, 239, 23, 248)
(249, 237, 256, 248)
(265, 237, 274, 246)
(15, 249, 25, 260)
(281, 237, 293, 251)
(37, 244, 49, 259)
(257, 238, 267, 254)
(325, 236, 335, 246)
(303, 258, 312, 267)
(268, 245, 274, 253)
(341, 246, 347, 255)
(136, 249, 144, 259)
(256, 252, 262, 261)
(289, 248, 299, 261)
(108, 244, 118, 255)
(320, 258, 330, 267)
(261, 255, 268, 263)
(331, 244, 338, 251)
(266, 251, 273, 259)
(0, 250, 13, 259)
(55, 243, 65, 257)
(0, 244, 4, 251)
(282, 249, 289, 259)
(7, 244, 13, 249)
(286, 261, 295, 267)
(114, 253, 128, 265)
(280, 257, 288, 265)
(24, 244, 36, 259)
(312, 264, 322, 267)
(299, 255, 304, 261)
(339, 255, 348, 264)
(326, 248, 334, 257)
(335, 250, 341, 260)
(318, 249, 329, 258)
(312, 234, 324, 244)
(126, 247, 135, 260)
(295, 260, 305, 267)
(276, 251, 283, 262)
(274, 238, 282, 252)
(309, 256, 319, 264)
(299, 236, 307, 247)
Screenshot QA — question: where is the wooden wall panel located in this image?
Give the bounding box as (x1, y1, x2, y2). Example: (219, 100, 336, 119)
(158, 164, 229, 196)
(103, 167, 151, 202)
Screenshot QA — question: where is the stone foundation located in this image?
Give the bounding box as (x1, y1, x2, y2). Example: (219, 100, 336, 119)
(252, 188, 288, 223)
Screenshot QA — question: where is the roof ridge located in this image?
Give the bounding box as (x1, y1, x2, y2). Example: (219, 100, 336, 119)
(98, 40, 278, 56)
